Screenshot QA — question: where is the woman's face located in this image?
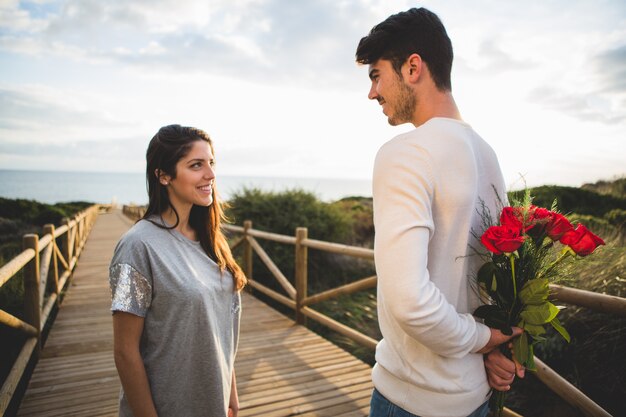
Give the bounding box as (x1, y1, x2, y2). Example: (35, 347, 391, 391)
(161, 140, 216, 210)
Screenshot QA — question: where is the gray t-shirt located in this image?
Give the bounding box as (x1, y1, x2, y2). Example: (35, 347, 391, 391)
(109, 217, 241, 417)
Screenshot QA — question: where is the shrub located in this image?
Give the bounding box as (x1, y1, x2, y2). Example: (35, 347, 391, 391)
(330, 197, 374, 248)
(226, 188, 357, 292)
(508, 185, 626, 218)
(581, 177, 626, 199)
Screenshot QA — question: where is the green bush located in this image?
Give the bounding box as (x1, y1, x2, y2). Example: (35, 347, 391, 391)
(508, 185, 626, 218)
(330, 197, 374, 248)
(227, 188, 351, 241)
(581, 177, 626, 198)
(226, 188, 361, 292)
(605, 209, 626, 241)
(568, 214, 616, 239)
(0, 198, 93, 227)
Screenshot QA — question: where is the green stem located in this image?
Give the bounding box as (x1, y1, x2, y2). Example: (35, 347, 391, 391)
(490, 344, 513, 416)
(509, 254, 517, 320)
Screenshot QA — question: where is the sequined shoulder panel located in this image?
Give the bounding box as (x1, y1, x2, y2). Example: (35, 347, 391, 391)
(110, 263, 152, 317)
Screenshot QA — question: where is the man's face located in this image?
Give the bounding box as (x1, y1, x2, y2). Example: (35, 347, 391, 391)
(367, 59, 416, 126)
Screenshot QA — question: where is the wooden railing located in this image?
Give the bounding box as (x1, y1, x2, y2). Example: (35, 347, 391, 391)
(119, 206, 623, 417)
(0, 205, 103, 415)
(123, 204, 145, 220)
(224, 220, 623, 417)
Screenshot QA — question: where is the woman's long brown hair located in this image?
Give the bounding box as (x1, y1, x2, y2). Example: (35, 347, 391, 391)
(143, 124, 246, 290)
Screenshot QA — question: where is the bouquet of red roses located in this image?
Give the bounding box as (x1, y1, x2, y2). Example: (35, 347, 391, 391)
(474, 200, 604, 416)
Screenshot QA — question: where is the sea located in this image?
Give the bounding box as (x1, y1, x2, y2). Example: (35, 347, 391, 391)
(0, 170, 372, 205)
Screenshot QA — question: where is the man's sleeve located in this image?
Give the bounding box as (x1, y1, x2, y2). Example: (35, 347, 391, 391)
(373, 139, 490, 358)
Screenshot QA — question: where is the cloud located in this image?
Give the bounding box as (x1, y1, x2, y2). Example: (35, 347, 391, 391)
(0, 0, 382, 89)
(528, 44, 626, 125)
(0, 136, 143, 157)
(594, 45, 626, 93)
(0, 136, 146, 172)
(528, 86, 625, 125)
(476, 39, 533, 72)
(0, 87, 103, 129)
(0, 86, 132, 135)
(0, 0, 49, 32)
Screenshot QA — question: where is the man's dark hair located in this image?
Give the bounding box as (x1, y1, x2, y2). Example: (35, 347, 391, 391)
(355, 7, 453, 91)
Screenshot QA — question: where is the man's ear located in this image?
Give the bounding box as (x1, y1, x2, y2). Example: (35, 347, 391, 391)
(406, 53, 423, 82)
(155, 169, 170, 186)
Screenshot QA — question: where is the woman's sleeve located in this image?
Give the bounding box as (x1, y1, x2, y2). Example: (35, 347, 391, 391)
(232, 292, 242, 353)
(109, 235, 153, 317)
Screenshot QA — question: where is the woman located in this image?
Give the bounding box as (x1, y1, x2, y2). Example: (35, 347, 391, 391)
(109, 124, 246, 417)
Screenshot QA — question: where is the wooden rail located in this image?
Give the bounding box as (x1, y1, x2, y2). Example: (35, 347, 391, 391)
(120, 205, 622, 416)
(0, 205, 103, 415)
(221, 220, 622, 417)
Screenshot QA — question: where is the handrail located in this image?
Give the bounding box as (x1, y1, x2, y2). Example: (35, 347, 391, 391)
(0, 205, 101, 415)
(219, 218, 621, 417)
(549, 284, 626, 316)
(119, 205, 621, 416)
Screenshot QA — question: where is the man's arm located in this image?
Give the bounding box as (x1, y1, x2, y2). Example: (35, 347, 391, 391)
(373, 139, 490, 358)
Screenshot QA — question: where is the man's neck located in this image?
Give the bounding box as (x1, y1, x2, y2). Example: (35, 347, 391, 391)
(412, 91, 461, 127)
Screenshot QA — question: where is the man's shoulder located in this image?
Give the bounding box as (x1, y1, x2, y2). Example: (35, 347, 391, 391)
(375, 130, 435, 176)
(377, 120, 451, 157)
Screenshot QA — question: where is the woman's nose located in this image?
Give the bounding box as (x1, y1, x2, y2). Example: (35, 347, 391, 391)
(205, 165, 215, 180)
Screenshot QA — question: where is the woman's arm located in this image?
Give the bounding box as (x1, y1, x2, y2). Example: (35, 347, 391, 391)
(228, 370, 239, 417)
(113, 311, 159, 417)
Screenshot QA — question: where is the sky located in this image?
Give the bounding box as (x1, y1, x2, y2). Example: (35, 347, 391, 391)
(0, 0, 624, 190)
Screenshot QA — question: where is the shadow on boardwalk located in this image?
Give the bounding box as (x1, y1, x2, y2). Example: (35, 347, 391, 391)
(15, 210, 373, 417)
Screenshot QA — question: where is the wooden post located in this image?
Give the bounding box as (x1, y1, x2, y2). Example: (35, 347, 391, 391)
(295, 227, 308, 325)
(43, 224, 60, 303)
(23, 234, 41, 354)
(243, 221, 253, 282)
(74, 215, 81, 258)
(61, 218, 71, 269)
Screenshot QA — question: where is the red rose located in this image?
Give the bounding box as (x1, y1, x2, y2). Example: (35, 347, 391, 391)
(531, 206, 551, 221)
(560, 224, 605, 256)
(544, 212, 573, 241)
(481, 225, 525, 255)
(500, 207, 524, 229)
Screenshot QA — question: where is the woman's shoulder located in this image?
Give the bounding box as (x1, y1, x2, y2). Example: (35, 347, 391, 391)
(119, 218, 161, 244)
(113, 218, 169, 258)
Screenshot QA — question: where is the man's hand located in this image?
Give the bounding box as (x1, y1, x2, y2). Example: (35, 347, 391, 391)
(484, 348, 525, 391)
(479, 327, 526, 391)
(476, 327, 523, 354)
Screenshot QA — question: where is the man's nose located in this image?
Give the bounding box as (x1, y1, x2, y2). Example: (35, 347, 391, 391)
(368, 84, 378, 100)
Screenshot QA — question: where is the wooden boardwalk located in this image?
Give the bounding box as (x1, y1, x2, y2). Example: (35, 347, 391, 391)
(16, 210, 373, 417)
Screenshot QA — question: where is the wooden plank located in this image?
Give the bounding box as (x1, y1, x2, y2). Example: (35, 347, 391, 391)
(16, 211, 126, 417)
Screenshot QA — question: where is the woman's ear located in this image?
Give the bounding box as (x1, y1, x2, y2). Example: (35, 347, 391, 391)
(155, 169, 170, 186)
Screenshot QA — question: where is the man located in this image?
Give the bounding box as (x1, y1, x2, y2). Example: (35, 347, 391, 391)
(355, 8, 523, 417)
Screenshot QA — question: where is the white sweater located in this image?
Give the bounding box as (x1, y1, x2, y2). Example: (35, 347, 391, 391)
(372, 118, 506, 417)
